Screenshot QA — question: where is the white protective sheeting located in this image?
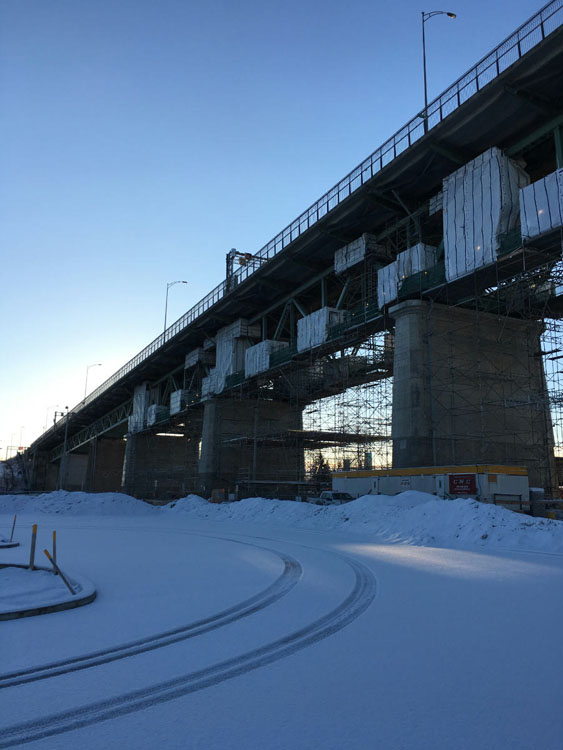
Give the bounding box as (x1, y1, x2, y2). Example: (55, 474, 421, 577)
(377, 261, 399, 309)
(146, 404, 169, 426)
(184, 348, 215, 370)
(128, 383, 148, 433)
(443, 147, 529, 282)
(520, 168, 563, 238)
(170, 389, 191, 415)
(297, 308, 346, 352)
(201, 319, 260, 398)
(377, 244, 437, 308)
(334, 238, 365, 274)
(201, 373, 221, 400)
(397, 243, 437, 280)
(245, 340, 289, 377)
(334, 234, 389, 274)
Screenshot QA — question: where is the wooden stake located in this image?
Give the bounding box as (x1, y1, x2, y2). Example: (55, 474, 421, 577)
(9, 514, 16, 542)
(29, 524, 37, 570)
(43, 549, 75, 595)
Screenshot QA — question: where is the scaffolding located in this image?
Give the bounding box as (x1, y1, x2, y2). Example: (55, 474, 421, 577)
(302, 333, 393, 476)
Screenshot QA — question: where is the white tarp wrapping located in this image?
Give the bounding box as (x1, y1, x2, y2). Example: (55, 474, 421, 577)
(146, 404, 169, 426)
(334, 234, 389, 274)
(376, 244, 436, 308)
(201, 319, 260, 398)
(334, 237, 365, 274)
(297, 307, 346, 352)
(443, 147, 529, 282)
(245, 340, 289, 377)
(201, 373, 221, 399)
(377, 261, 398, 308)
(520, 168, 563, 238)
(185, 348, 215, 369)
(170, 389, 191, 415)
(397, 243, 437, 280)
(128, 383, 148, 433)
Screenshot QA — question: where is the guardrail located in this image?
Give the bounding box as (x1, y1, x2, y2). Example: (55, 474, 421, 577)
(41, 0, 563, 444)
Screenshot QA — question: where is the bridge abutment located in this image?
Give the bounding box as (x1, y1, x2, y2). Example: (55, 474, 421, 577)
(390, 299, 556, 491)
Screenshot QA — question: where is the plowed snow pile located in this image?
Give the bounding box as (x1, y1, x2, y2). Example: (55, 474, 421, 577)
(1, 490, 562, 553)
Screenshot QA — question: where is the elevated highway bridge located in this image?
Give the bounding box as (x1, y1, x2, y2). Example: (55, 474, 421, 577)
(28, 1, 563, 498)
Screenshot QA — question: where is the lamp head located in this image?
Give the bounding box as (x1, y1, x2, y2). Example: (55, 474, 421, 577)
(447, 12, 456, 18)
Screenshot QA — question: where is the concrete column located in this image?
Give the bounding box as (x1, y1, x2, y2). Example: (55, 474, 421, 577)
(122, 425, 201, 500)
(84, 438, 126, 493)
(58, 452, 89, 491)
(390, 300, 556, 492)
(29, 451, 58, 492)
(198, 398, 304, 496)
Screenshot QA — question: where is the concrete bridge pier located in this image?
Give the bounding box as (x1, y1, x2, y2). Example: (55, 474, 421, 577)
(29, 451, 59, 492)
(122, 428, 202, 500)
(57, 452, 89, 492)
(83, 437, 127, 493)
(390, 299, 556, 492)
(198, 398, 304, 497)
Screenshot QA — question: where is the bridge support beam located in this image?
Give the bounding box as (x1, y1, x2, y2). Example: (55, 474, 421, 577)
(390, 300, 556, 492)
(122, 428, 202, 500)
(198, 398, 304, 497)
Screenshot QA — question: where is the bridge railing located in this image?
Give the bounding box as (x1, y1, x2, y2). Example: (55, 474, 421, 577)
(62, 0, 563, 424)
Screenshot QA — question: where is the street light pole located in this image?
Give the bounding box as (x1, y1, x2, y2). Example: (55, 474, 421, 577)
(84, 363, 102, 401)
(422, 10, 456, 133)
(62, 406, 70, 456)
(54, 406, 70, 491)
(164, 280, 188, 334)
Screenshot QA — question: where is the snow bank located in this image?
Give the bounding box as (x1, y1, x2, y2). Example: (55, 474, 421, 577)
(1, 490, 562, 553)
(0, 491, 155, 516)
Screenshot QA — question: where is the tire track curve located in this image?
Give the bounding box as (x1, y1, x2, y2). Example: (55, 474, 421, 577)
(0, 538, 301, 689)
(0, 555, 375, 748)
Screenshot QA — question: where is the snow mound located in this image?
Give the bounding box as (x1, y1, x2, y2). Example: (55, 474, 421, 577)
(163, 492, 563, 553)
(1, 490, 561, 553)
(0, 491, 155, 516)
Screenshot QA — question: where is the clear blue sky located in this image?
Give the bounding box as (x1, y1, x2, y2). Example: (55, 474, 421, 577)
(0, 0, 544, 455)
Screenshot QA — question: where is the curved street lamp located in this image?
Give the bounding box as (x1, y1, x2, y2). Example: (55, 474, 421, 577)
(164, 280, 188, 333)
(422, 10, 456, 132)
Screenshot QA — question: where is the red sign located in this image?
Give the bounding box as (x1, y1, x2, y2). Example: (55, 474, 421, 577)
(449, 474, 477, 495)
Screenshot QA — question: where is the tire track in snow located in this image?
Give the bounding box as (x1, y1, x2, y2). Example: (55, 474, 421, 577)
(0, 554, 375, 748)
(0, 536, 301, 689)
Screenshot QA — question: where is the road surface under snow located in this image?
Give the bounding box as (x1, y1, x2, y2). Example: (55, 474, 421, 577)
(0, 491, 562, 749)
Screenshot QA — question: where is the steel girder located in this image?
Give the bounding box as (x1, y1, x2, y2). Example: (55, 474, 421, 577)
(50, 399, 133, 461)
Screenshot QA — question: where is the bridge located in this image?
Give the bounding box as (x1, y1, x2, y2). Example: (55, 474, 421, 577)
(27, 1, 563, 499)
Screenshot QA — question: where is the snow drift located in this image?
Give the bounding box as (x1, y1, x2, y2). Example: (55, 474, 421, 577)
(1, 490, 562, 554)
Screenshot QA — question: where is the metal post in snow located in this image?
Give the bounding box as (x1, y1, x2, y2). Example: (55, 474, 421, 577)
(44, 549, 75, 595)
(9, 514, 16, 542)
(29, 524, 37, 570)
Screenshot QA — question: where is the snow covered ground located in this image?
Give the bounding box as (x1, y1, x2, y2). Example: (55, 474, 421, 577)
(1, 490, 562, 749)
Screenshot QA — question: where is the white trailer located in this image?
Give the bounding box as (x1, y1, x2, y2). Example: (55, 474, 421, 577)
(332, 465, 530, 510)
